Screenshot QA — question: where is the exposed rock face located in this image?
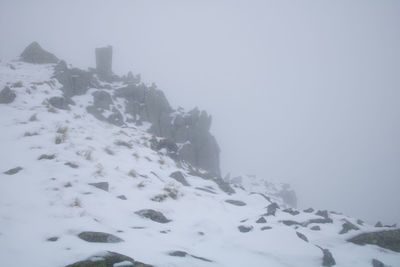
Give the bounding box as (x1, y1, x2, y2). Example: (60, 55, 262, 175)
(87, 91, 124, 126)
(20, 42, 59, 64)
(95, 46, 113, 80)
(339, 220, 359, 234)
(0, 86, 16, 104)
(78, 231, 123, 243)
(54, 61, 93, 97)
(64, 251, 153, 267)
(348, 229, 400, 252)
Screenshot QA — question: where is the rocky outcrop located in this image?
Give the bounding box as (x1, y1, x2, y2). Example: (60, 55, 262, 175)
(49, 96, 74, 110)
(319, 247, 336, 266)
(348, 229, 400, 252)
(339, 220, 359, 234)
(0, 86, 16, 104)
(86, 90, 124, 126)
(20, 42, 59, 64)
(53, 60, 94, 97)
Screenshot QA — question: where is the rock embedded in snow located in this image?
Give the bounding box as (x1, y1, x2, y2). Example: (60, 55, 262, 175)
(375, 221, 383, 227)
(303, 207, 314, 213)
(238, 225, 253, 233)
(20, 42, 59, 64)
(88, 182, 109, 192)
(3, 166, 23, 175)
(316, 210, 330, 219)
(296, 231, 308, 242)
(310, 225, 321, 231)
(320, 247, 336, 267)
(64, 251, 152, 267)
(38, 154, 56, 160)
(77, 231, 124, 243)
(348, 229, 400, 252)
(256, 217, 267, 223)
(282, 208, 300, 216)
(169, 171, 190, 186)
(117, 195, 127, 200)
(48, 96, 74, 110)
(371, 258, 385, 267)
(135, 209, 171, 223)
(339, 220, 360, 234)
(0, 86, 16, 104)
(225, 199, 246, 206)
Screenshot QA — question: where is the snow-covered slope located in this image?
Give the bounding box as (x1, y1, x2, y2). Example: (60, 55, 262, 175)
(0, 60, 399, 267)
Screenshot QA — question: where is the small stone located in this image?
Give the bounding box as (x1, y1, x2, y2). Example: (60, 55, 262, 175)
(3, 167, 23, 175)
(261, 226, 272, 231)
(225, 199, 246, 206)
(311, 225, 321, 231)
(117, 195, 127, 200)
(46, 236, 58, 242)
(135, 209, 171, 223)
(77, 231, 123, 243)
(296, 232, 308, 242)
(256, 217, 267, 224)
(88, 182, 109, 192)
(38, 154, 56, 160)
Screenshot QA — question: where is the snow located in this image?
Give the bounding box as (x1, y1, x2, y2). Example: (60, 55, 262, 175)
(0, 61, 399, 267)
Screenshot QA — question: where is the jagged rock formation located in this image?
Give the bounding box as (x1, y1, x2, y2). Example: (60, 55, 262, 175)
(20, 41, 59, 64)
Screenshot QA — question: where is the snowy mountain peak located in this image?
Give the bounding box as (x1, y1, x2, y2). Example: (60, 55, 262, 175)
(0, 43, 399, 267)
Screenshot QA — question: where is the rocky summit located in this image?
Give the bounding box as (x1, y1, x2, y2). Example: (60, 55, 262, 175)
(0, 43, 399, 267)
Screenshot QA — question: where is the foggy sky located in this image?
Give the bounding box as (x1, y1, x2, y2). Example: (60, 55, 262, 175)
(1, 0, 399, 224)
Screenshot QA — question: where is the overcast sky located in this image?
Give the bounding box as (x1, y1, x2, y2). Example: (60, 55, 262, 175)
(1, 0, 399, 224)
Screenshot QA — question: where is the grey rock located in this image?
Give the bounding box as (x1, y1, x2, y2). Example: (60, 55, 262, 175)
(117, 195, 127, 200)
(256, 217, 267, 224)
(318, 247, 336, 266)
(78, 231, 123, 243)
(281, 220, 301, 226)
(54, 65, 93, 97)
(0, 86, 16, 104)
(311, 225, 321, 231)
(3, 167, 23, 175)
(86, 91, 124, 126)
(266, 202, 280, 216)
(261, 226, 272, 231)
(135, 209, 171, 223)
(225, 199, 246, 206)
(93, 90, 113, 109)
(316, 210, 329, 219)
(49, 96, 74, 110)
(238, 225, 253, 233)
(305, 218, 333, 225)
(64, 251, 153, 267)
(89, 182, 109, 192)
(46, 236, 58, 242)
(38, 154, 56, 160)
(371, 259, 385, 267)
(283, 208, 300, 216)
(20, 42, 59, 64)
(339, 220, 359, 234)
(169, 171, 190, 186)
(375, 221, 383, 227)
(168, 251, 213, 262)
(348, 229, 400, 252)
(357, 219, 364, 226)
(296, 231, 308, 242)
(303, 208, 314, 213)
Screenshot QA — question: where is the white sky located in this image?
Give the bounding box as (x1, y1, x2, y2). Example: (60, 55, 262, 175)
(1, 0, 399, 224)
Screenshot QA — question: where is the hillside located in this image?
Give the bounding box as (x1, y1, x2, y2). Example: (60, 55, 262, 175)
(0, 43, 399, 267)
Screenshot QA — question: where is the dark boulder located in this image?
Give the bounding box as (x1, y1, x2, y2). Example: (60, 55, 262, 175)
(225, 199, 246, 206)
(169, 171, 190, 186)
(20, 42, 59, 64)
(261, 226, 272, 231)
(0, 86, 16, 104)
(64, 251, 153, 267)
(266, 202, 280, 216)
(311, 225, 321, 231)
(78, 231, 123, 243)
(88, 182, 109, 192)
(316, 210, 329, 219)
(238, 225, 253, 233)
(347, 229, 400, 252)
(135, 209, 171, 223)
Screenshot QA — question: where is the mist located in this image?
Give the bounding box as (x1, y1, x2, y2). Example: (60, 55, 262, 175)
(1, 0, 399, 225)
